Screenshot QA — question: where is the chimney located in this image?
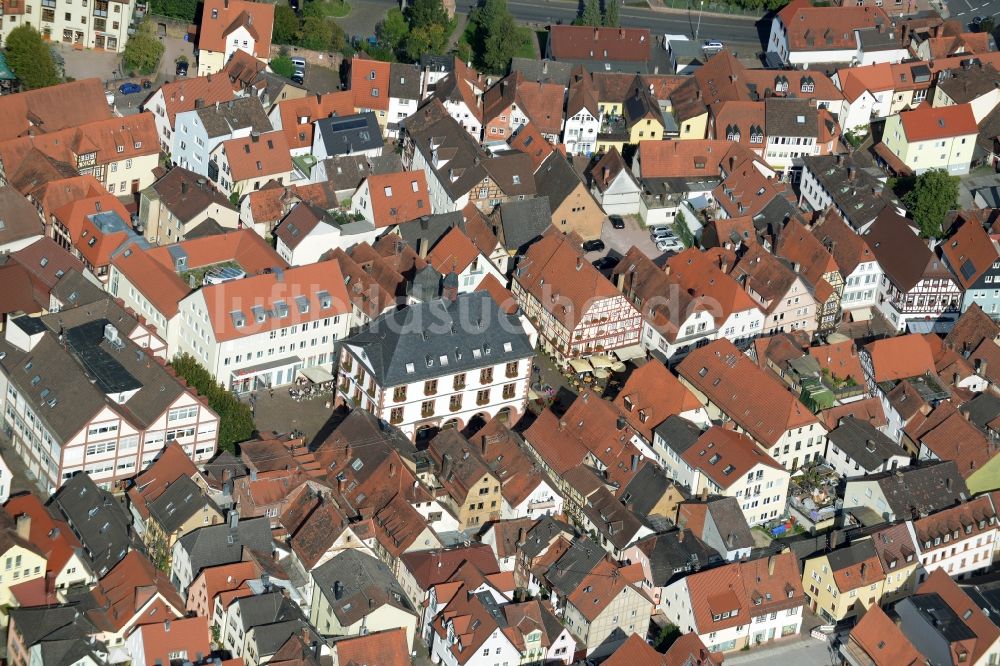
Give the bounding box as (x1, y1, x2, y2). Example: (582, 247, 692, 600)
(224, 0, 228, 7)
(767, 555, 776, 576)
(616, 416, 626, 430)
(251, 131, 260, 143)
(334, 580, 344, 600)
(860, 562, 868, 579)
(631, 454, 639, 471)
(181, 180, 189, 195)
(946, 476, 953, 492)
(678, 529, 685, 543)
(441, 453, 454, 481)
(389, 461, 396, 477)
(576, 257, 583, 271)
(518, 527, 526, 543)
(847, 166, 856, 181)
(229, 510, 239, 530)
(15, 514, 30, 540)
(700, 487, 708, 501)
(543, 61, 549, 75)
(164, 620, 171, 633)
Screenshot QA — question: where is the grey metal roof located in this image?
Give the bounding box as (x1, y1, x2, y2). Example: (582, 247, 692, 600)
(510, 58, 574, 86)
(826, 538, 878, 571)
(765, 97, 818, 138)
(633, 530, 722, 586)
(493, 196, 552, 253)
(801, 153, 899, 229)
(902, 592, 977, 641)
(311, 549, 415, 626)
(195, 97, 272, 138)
(147, 475, 217, 535)
(315, 112, 384, 157)
(827, 416, 908, 472)
(343, 291, 534, 387)
(48, 474, 132, 577)
(176, 515, 273, 578)
(854, 460, 968, 518)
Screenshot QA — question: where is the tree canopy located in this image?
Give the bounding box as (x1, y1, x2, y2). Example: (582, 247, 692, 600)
(467, 0, 522, 74)
(273, 4, 300, 45)
(580, 0, 602, 26)
(903, 169, 959, 238)
(5, 25, 60, 89)
(148, 0, 198, 22)
(604, 0, 620, 27)
(269, 54, 295, 78)
(123, 20, 165, 75)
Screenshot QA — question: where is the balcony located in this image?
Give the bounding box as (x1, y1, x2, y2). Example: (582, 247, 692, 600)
(476, 394, 490, 407)
(390, 412, 403, 425)
(424, 385, 438, 397)
(421, 405, 435, 418)
(450, 400, 462, 413)
(505, 364, 519, 379)
(454, 378, 466, 390)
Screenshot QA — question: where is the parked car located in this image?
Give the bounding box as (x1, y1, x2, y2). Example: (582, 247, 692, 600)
(118, 82, 142, 95)
(656, 237, 684, 252)
(703, 40, 724, 53)
(291, 70, 305, 85)
(650, 227, 677, 240)
(582, 239, 606, 253)
(592, 256, 620, 271)
(175, 60, 189, 77)
(291, 57, 306, 70)
(609, 215, 626, 229)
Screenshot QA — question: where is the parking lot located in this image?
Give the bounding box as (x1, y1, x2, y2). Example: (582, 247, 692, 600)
(584, 215, 675, 274)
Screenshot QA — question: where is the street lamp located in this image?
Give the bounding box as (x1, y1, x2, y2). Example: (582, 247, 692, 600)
(695, 0, 705, 42)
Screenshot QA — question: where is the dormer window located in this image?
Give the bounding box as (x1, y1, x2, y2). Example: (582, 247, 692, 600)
(116, 145, 124, 153)
(211, 7, 217, 17)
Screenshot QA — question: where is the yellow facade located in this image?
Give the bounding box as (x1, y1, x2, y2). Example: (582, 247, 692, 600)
(456, 474, 503, 530)
(677, 112, 709, 140)
(802, 553, 886, 623)
(0, 545, 47, 620)
(629, 118, 664, 144)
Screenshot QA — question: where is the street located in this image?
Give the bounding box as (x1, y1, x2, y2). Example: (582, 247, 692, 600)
(724, 636, 841, 666)
(942, 0, 996, 25)
(338, 0, 766, 52)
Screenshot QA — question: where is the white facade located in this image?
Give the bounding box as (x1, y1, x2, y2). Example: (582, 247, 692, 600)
(839, 261, 884, 312)
(431, 625, 520, 666)
(275, 223, 379, 267)
(592, 170, 641, 216)
(336, 347, 532, 440)
(839, 89, 894, 133)
(824, 441, 910, 479)
(175, 289, 351, 393)
(639, 308, 716, 361)
(209, 141, 295, 198)
(763, 133, 818, 173)
(441, 99, 483, 141)
(907, 520, 997, 582)
(172, 107, 259, 176)
(388, 94, 419, 139)
(563, 108, 600, 157)
(766, 17, 857, 68)
(0, 0, 134, 53)
(409, 146, 469, 213)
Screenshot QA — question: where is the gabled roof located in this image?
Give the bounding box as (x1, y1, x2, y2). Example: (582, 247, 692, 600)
(311, 550, 416, 626)
(637, 139, 744, 178)
(273, 91, 354, 151)
(87, 551, 185, 633)
(664, 248, 761, 326)
(682, 426, 784, 490)
(847, 460, 967, 519)
(220, 130, 292, 182)
(146, 167, 236, 224)
(351, 57, 392, 111)
(677, 339, 818, 447)
(314, 112, 384, 157)
(548, 25, 652, 63)
(0, 78, 112, 141)
(613, 360, 702, 441)
(864, 333, 936, 383)
(863, 209, 941, 292)
(844, 604, 925, 666)
(906, 402, 998, 480)
(810, 207, 877, 275)
(127, 442, 200, 521)
(48, 473, 133, 577)
(777, 0, 891, 51)
(946, 303, 1000, 354)
(899, 103, 978, 141)
(362, 170, 430, 226)
(916, 568, 1000, 665)
(199, 0, 274, 58)
(940, 215, 1000, 289)
(332, 628, 411, 666)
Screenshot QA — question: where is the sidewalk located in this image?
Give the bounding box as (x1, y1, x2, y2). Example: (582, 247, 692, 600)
(643, 0, 764, 21)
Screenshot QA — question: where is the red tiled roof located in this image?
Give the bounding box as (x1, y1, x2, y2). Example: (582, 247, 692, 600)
(678, 339, 818, 447)
(475, 273, 518, 315)
(274, 92, 355, 151)
(809, 341, 865, 385)
(911, 495, 996, 549)
(917, 568, 1000, 665)
(683, 426, 784, 490)
(638, 140, 743, 178)
(427, 227, 481, 275)
(508, 123, 558, 170)
(940, 216, 1000, 289)
(846, 605, 925, 666)
(864, 334, 936, 383)
(134, 616, 210, 666)
(199, 0, 273, 58)
(900, 104, 978, 141)
(777, 0, 891, 51)
(153, 75, 237, 128)
(906, 402, 997, 479)
(548, 25, 652, 62)
(351, 57, 392, 112)
(0, 78, 112, 142)
(221, 130, 292, 183)
(3, 494, 83, 578)
(363, 171, 430, 226)
(333, 628, 410, 666)
(665, 248, 761, 326)
(201, 260, 351, 342)
(126, 443, 199, 521)
(88, 551, 185, 633)
(613, 361, 702, 441)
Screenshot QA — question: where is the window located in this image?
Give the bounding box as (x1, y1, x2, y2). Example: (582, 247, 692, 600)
(477, 389, 490, 405)
(393, 386, 406, 402)
(480, 367, 493, 384)
(390, 407, 403, 424)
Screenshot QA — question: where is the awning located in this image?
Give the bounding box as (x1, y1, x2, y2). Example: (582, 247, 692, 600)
(906, 320, 934, 334)
(594, 368, 611, 379)
(614, 344, 647, 362)
(849, 307, 873, 322)
(569, 358, 594, 374)
(232, 356, 302, 378)
(590, 354, 614, 369)
(298, 366, 334, 383)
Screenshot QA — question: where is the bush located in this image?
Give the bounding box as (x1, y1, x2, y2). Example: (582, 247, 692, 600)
(270, 55, 295, 78)
(148, 0, 198, 22)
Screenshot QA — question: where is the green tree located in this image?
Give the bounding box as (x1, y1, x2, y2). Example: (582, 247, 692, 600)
(5, 25, 60, 89)
(469, 0, 518, 73)
(903, 169, 959, 238)
(581, 0, 602, 26)
(149, 0, 198, 21)
(270, 54, 295, 78)
(273, 5, 300, 45)
(123, 20, 165, 75)
(298, 15, 344, 51)
(604, 0, 620, 26)
(403, 22, 450, 59)
(406, 0, 450, 32)
(169, 353, 256, 453)
(377, 7, 410, 53)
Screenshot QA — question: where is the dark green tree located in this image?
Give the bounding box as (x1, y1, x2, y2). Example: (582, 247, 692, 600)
(581, 0, 602, 26)
(270, 54, 295, 78)
(469, 0, 519, 73)
(5, 25, 60, 89)
(377, 8, 410, 53)
(406, 0, 450, 32)
(273, 5, 300, 45)
(903, 168, 959, 238)
(149, 0, 198, 21)
(604, 0, 620, 26)
(123, 20, 165, 75)
(169, 353, 256, 453)
(298, 16, 344, 51)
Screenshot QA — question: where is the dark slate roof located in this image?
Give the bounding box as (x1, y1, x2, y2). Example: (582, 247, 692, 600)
(236, 591, 304, 631)
(633, 530, 722, 586)
(317, 408, 418, 469)
(492, 196, 552, 253)
(854, 460, 968, 518)
(902, 592, 978, 641)
(401, 101, 488, 200)
(510, 57, 575, 86)
(48, 473, 132, 577)
(407, 264, 443, 302)
(863, 209, 934, 293)
(389, 62, 422, 100)
(519, 515, 575, 559)
(315, 112, 384, 157)
(253, 618, 321, 658)
(395, 211, 472, 249)
(420, 54, 454, 72)
(704, 496, 755, 551)
(8, 605, 105, 666)
(959, 392, 1000, 430)
(311, 549, 416, 626)
(653, 415, 703, 457)
(801, 153, 901, 229)
(176, 515, 273, 577)
(147, 166, 236, 224)
(195, 97, 271, 138)
(342, 291, 534, 387)
(321, 153, 402, 192)
(147, 474, 217, 535)
(534, 152, 586, 210)
(620, 464, 686, 517)
(827, 538, 878, 571)
(545, 538, 605, 596)
(827, 416, 908, 472)
(765, 97, 818, 138)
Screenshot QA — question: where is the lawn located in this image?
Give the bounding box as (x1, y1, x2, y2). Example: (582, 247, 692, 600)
(514, 26, 537, 59)
(310, 0, 350, 17)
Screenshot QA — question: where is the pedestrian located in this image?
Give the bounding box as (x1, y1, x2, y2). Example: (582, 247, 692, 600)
(269, 387, 274, 398)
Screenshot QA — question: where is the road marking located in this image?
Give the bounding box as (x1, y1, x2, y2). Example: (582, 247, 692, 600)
(965, 0, 974, 9)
